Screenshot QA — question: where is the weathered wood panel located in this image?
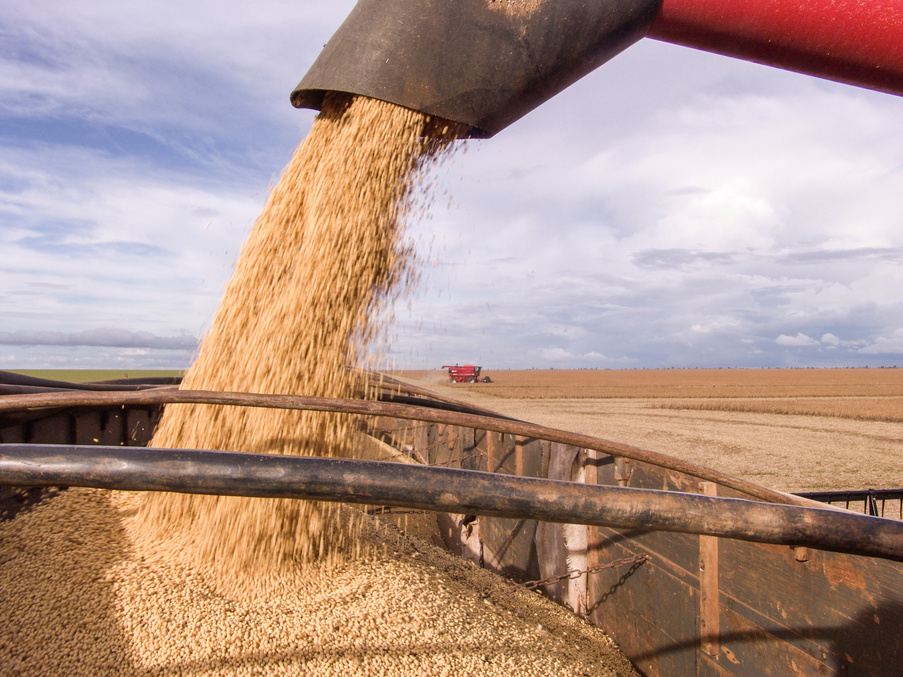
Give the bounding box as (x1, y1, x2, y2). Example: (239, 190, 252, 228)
(0, 422, 26, 443)
(0, 406, 161, 447)
(478, 434, 546, 581)
(718, 539, 903, 675)
(77, 409, 125, 446)
(536, 443, 587, 611)
(482, 516, 541, 582)
(588, 528, 700, 676)
(428, 421, 903, 677)
(125, 408, 155, 446)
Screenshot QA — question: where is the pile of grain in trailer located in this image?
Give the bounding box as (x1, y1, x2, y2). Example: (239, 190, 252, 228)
(489, 0, 545, 17)
(0, 489, 639, 676)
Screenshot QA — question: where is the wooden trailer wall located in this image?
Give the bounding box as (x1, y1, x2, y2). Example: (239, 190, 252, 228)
(3, 400, 903, 676)
(0, 404, 162, 510)
(375, 418, 903, 677)
(0, 405, 161, 448)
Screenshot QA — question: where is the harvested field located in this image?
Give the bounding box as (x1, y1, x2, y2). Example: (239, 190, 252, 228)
(396, 369, 903, 494)
(406, 368, 903, 406)
(7, 369, 184, 384)
(656, 396, 903, 422)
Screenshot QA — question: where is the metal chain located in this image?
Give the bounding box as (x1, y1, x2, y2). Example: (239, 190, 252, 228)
(485, 553, 649, 597)
(588, 555, 649, 613)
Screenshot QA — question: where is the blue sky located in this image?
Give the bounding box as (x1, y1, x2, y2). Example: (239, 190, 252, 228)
(3, 0, 903, 370)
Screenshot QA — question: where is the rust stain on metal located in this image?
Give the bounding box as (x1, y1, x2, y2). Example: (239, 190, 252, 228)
(613, 457, 633, 487)
(822, 557, 869, 592)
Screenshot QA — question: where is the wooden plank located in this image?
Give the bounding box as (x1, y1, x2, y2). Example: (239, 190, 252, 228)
(437, 422, 903, 677)
(0, 422, 25, 443)
(593, 456, 703, 576)
(29, 414, 75, 445)
(481, 516, 540, 582)
(537, 443, 581, 606)
(75, 410, 105, 445)
(479, 429, 541, 580)
(101, 409, 125, 445)
(125, 407, 155, 446)
(514, 435, 526, 476)
(632, 530, 704, 586)
(567, 448, 589, 615)
(716, 604, 835, 676)
(436, 512, 481, 565)
(588, 450, 616, 485)
(417, 421, 431, 464)
(431, 422, 467, 469)
(614, 456, 633, 486)
(458, 427, 480, 471)
(588, 534, 700, 677)
(718, 539, 903, 675)
(524, 438, 545, 478)
(468, 428, 489, 472)
(630, 460, 706, 494)
(699, 482, 720, 659)
(492, 432, 518, 475)
(698, 653, 736, 677)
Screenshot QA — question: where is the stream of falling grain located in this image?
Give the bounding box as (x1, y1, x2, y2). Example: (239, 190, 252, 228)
(1, 92, 640, 676)
(128, 93, 462, 597)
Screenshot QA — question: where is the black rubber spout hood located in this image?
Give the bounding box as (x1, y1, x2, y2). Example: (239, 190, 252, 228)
(291, 0, 662, 138)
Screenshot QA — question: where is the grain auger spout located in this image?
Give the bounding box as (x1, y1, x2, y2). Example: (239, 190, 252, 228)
(292, 0, 903, 139)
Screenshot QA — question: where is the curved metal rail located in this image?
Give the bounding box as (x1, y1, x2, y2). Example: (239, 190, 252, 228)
(0, 388, 848, 510)
(2, 444, 902, 562)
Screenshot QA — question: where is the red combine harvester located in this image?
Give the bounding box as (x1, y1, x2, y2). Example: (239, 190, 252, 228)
(442, 365, 491, 384)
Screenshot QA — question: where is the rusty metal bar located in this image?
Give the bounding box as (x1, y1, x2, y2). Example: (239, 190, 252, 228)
(1, 443, 902, 562)
(0, 389, 831, 510)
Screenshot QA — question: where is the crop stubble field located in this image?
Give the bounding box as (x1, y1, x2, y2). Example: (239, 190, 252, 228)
(397, 368, 903, 494)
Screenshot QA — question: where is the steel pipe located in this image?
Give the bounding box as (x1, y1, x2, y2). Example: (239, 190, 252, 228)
(0, 388, 830, 510)
(2, 443, 902, 562)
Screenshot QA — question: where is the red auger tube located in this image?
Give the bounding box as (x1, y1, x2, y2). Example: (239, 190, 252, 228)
(648, 0, 903, 97)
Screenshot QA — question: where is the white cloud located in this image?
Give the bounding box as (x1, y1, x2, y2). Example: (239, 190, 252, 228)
(538, 348, 576, 362)
(691, 317, 741, 334)
(1, 0, 353, 130)
(536, 348, 614, 364)
(0, 144, 265, 340)
(541, 324, 588, 340)
(858, 329, 903, 355)
(775, 333, 820, 347)
(0, 329, 197, 350)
